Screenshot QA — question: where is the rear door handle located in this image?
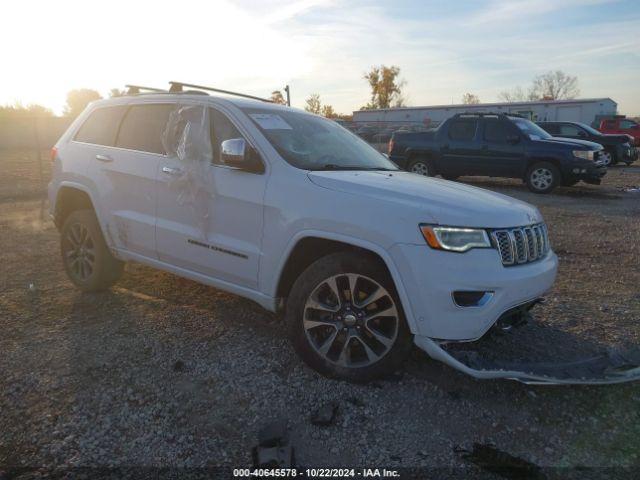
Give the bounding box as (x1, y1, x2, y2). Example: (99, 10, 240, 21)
(162, 166, 183, 175)
(95, 154, 113, 162)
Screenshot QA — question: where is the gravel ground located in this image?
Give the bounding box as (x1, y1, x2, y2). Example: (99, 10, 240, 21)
(1, 150, 639, 476)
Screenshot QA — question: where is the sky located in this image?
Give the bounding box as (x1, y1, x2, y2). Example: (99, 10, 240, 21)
(2, 0, 639, 115)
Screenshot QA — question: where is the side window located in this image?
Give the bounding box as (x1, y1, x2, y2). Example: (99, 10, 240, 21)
(448, 120, 477, 141)
(483, 120, 511, 143)
(558, 124, 582, 136)
(116, 104, 175, 154)
(603, 120, 615, 128)
(541, 124, 559, 135)
(620, 120, 637, 129)
(210, 108, 244, 165)
(74, 106, 127, 146)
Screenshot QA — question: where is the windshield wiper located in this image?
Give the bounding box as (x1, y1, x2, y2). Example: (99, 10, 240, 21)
(315, 164, 397, 171)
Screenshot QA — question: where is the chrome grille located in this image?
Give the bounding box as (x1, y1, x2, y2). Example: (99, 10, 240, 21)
(491, 223, 550, 266)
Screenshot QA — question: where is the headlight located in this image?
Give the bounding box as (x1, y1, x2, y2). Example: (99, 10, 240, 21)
(573, 150, 594, 161)
(420, 225, 491, 252)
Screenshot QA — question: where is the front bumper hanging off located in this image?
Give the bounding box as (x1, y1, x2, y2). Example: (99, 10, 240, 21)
(414, 306, 640, 385)
(415, 336, 640, 385)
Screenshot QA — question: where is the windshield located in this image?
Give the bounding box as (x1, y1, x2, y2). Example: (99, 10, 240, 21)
(241, 108, 398, 171)
(576, 123, 602, 136)
(512, 117, 552, 140)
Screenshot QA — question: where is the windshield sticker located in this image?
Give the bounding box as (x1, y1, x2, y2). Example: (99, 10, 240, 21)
(250, 113, 293, 130)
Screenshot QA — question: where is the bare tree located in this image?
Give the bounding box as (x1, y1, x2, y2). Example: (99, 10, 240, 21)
(497, 86, 534, 103)
(363, 65, 405, 109)
(270, 90, 287, 105)
(461, 93, 480, 105)
(530, 70, 579, 100)
(304, 93, 322, 114)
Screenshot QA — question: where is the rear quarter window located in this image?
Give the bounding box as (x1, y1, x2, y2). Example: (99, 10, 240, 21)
(116, 103, 176, 155)
(448, 120, 477, 141)
(74, 106, 127, 146)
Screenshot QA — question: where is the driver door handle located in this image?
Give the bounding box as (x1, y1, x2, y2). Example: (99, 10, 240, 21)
(162, 166, 183, 175)
(95, 154, 113, 162)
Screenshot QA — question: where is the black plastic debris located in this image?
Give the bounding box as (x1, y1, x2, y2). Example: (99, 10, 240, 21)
(457, 443, 544, 479)
(252, 420, 295, 468)
(173, 360, 185, 372)
(310, 401, 338, 426)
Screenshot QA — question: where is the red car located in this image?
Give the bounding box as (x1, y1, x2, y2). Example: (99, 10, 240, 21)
(597, 117, 640, 146)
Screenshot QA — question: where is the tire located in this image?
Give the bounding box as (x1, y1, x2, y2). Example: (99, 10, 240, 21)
(408, 158, 433, 177)
(599, 150, 615, 166)
(60, 209, 124, 292)
(285, 252, 413, 382)
(525, 161, 560, 194)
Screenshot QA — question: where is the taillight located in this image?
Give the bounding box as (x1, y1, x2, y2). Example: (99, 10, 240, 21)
(50, 147, 58, 162)
(388, 137, 394, 155)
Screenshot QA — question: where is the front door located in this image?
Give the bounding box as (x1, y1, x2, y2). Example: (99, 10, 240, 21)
(155, 105, 267, 289)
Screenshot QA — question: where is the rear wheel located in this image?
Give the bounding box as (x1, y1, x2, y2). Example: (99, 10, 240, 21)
(285, 252, 412, 382)
(526, 162, 560, 194)
(60, 209, 124, 292)
(408, 158, 433, 176)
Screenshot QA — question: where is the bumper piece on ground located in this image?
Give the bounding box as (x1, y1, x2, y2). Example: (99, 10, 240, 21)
(414, 336, 640, 385)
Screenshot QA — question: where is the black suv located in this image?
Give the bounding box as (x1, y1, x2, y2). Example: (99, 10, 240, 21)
(537, 121, 637, 166)
(389, 113, 607, 193)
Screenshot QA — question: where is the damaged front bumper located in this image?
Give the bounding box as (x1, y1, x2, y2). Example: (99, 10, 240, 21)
(414, 308, 640, 385)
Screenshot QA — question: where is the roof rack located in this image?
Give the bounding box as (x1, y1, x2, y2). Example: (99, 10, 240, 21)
(124, 84, 167, 95)
(168, 81, 273, 103)
(454, 112, 525, 119)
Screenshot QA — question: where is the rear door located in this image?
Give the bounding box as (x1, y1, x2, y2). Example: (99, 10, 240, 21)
(439, 118, 481, 176)
(87, 102, 174, 258)
(479, 119, 525, 177)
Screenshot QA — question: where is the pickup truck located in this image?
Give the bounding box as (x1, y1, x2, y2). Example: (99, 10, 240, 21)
(597, 117, 640, 146)
(537, 121, 638, 166)
(388, 113, 607, 194)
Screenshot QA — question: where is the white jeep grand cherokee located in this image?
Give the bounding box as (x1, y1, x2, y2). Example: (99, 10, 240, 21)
(49, 86, 558, 382)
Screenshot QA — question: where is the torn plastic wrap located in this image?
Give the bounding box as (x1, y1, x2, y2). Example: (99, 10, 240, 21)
(162, 105, 213, 239)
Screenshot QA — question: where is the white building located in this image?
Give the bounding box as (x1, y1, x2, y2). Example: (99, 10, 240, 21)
(352, 98, 617, 128)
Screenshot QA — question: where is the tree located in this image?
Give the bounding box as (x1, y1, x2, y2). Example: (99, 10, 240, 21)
(321, 104, 337, 118)
(498, 71, 579, 103)
(530, 70, 579, 100)
(304, 93, 322, 114)
(270, 90, 287, 105)
(497, 86, 533, 103)
(363, 65, 405, 109)
(64, 89, 102, 117)
(461, 93, 480, 105)
(109, 88, 126, 98)
(0, 103, 53, 119)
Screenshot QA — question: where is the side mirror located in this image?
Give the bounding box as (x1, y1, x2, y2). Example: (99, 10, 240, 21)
(220, 138, 264, 173)
(506, 134, 520, 144)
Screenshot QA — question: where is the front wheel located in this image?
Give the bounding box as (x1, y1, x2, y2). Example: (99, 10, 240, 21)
(599, 150, 615, 166)
(408, 158, 433, 176)
(285, 252, 413, 382)
(525, 162, 560, 194)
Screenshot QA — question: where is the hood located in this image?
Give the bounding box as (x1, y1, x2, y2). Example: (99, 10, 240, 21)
(591, 134, 632, 146)
(538, 137, 602, 150)
(308, 171, 543, 229)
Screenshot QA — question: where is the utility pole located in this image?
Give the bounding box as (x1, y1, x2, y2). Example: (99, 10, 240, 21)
(284, 85, 291, 106)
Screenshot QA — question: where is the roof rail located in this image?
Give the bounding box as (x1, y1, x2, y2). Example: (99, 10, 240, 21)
(168, 81, 273, 103)
(453, 112, 526, 119)
(124, 84, 167, 95)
